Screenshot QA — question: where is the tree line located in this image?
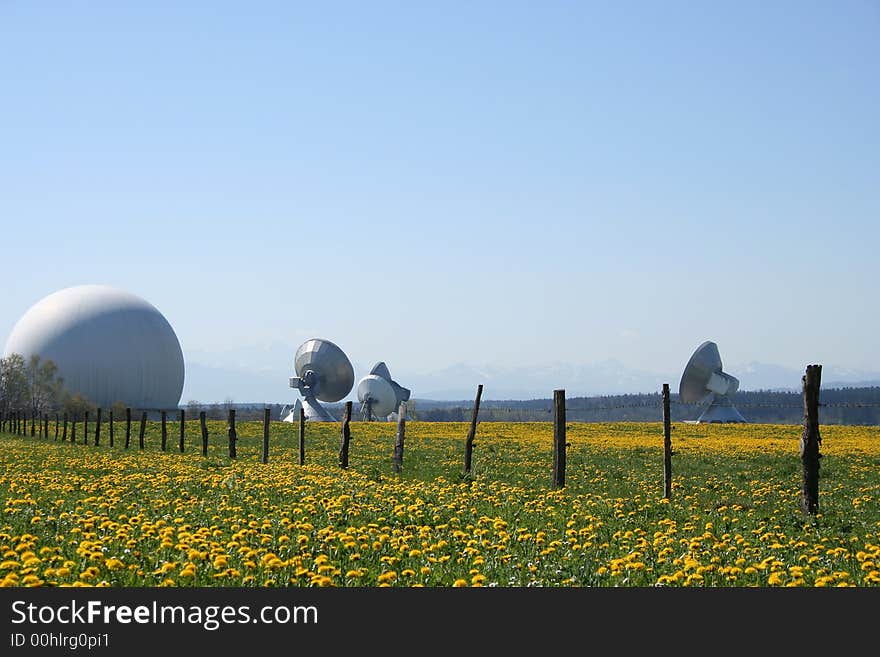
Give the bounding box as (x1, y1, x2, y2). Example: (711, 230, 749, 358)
(409, 388, 880, 425)
(0, 352, 136, 420)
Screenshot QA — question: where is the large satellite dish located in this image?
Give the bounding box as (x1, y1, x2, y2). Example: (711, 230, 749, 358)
(357, 362, 411, 421)
(679, 341, 746, 423)
(282, 338, 354, 422)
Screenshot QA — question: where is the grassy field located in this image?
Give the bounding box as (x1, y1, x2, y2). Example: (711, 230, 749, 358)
(0, 419, 878, 587)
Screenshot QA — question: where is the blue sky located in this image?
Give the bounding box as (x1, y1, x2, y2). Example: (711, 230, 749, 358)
(2, 1, 878, 398)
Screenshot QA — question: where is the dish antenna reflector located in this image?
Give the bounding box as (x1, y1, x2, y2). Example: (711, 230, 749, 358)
(282, 338, 354, 422)
(357, 362, 411, 421)
(679, 341, 746, 423)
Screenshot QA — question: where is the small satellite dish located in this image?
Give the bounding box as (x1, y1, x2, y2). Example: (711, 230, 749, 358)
(283, 338, 354, 422)
(280, 399, 303, 423)
(679, 341, 746, 423)
(356, 362, 411, 421)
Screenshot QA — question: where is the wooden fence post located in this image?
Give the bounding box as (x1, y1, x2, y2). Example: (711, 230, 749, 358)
(43, 414, 48, 439)
(83, 411, 89, 444)
(463, 384, 483, 475)
(125, 408, 131, 449)
(298, 407, 305, 465)
(54, 414, 59, 441)
(663, 383, 672, 499)
(179, 409, 185, 453)
(71, 415, 77, 445)
(200, 411, 208, 457)
(109, 410, 114, 447)
(338, 401, 352, 468)
(94, 408, 102, 446)
(552, 389, 566, 489)
(227, 409, 237, 458)
(30, 412, 35, 437)
(800, 364, 822, 515)
(139, 411, 146, 450)
(393, 402, 406, 473)
(62, 414, 68, 442)
(261, 407, 270, 464)
(161, 410, 167, 451)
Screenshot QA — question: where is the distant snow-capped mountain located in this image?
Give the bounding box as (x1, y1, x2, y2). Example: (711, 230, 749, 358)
(180, 352, 880, 404)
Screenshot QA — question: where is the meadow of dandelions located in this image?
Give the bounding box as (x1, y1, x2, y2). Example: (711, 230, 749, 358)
(1, 420, 878, 587)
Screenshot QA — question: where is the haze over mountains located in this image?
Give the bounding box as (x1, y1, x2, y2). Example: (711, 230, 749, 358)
(180, 343, 880, 404)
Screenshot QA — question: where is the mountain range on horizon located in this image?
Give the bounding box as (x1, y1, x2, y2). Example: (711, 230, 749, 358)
(180, 351, 880, 405)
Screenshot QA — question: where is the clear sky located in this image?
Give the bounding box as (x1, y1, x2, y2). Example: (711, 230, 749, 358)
(2, 1, 878, 388)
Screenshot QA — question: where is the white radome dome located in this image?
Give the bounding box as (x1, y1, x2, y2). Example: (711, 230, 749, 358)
(3, 285, 185, 410)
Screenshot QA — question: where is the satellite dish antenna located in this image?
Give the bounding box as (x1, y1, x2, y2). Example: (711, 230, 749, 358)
(279, 399, 303, 424)
(679, 341, 746, 423)
(357, 362, 411, 421)
(283, 338, 354, 422)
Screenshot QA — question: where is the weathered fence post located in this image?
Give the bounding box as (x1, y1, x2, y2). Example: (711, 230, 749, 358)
(663, 383, 672, 499)
(125, 408, 131, 449)
(800, 364, 822, 515)
(160, 410, 167, 451)
(109, 410, 114, 447)
(464, 384, 483, 475)
(71, 415, 77, 445)
(30, 412, 35, 437)
(227, 408, 237, 458)
(44, 414, 48, 439)
(139, 411, 147, 450)
(338, 401, 352, 468)
(552, 389, 566, 489)
(179, 409, 185, 453)
(393, 402, 406, 473)
(298, 407, 305, 466)
(261, 407, 271, 464)
(94, 408, 102, 446)
(200, 411, 208, 457)
(54, 414, 59, 441)
(62, 414, 68, 442)
(83, 411, 89, 444)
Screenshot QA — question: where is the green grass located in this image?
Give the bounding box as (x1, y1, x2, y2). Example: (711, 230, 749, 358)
(0, 420, 878, 587)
